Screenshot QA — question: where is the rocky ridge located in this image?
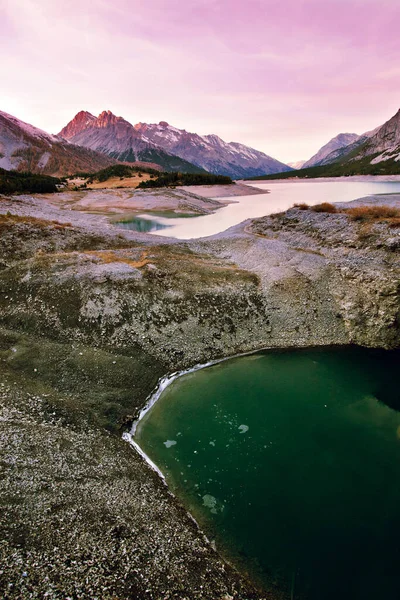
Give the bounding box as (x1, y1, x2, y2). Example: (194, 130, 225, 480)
(302, 132, 360, 168)
(0, 110, 116, 176)
(357, 108, 400, 164)
(300, 109, 400, 172)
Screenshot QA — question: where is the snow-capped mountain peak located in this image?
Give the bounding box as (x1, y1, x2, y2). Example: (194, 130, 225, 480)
(130, 121, 291, 178)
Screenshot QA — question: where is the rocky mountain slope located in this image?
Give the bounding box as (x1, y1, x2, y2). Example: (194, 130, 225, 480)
(297, 111, 400, 169)
(60, 110, 292, 178)
(303, 132, 360, 168)
(352, 108, 400, 164)
(59, 111, 206, 174)
(59, 109, 96, 139)
(0, 110, 116, 176)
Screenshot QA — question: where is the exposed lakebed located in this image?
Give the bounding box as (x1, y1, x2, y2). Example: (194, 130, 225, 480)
(136, 346, 400, 599)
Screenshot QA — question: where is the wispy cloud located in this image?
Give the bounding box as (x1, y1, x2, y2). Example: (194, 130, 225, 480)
(2, 0, 400, 161)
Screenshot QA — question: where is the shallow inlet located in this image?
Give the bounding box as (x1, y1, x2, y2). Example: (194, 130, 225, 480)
(114, 211, 198, 232)
(115, 215, 170, 233)
(135, 346, 400, 599)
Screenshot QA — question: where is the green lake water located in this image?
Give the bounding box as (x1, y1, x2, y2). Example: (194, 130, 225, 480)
(116, 216, 169, 232)
(135, 347, 400, 599)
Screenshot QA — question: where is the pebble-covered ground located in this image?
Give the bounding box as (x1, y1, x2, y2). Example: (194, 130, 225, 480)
(0, 363, 262, 600)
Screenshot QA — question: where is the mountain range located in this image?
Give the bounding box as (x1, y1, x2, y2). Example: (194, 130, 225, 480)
(2, 105, 400, 181)
(59, 110, 292, 179)
(251, 107, 400, 179)
(0, 107, 292, 178)
(0, 110, 116, 176)
(132, 120, 291, 178)
(58, 111, 206, 174)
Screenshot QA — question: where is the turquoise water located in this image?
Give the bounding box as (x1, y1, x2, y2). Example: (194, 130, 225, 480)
(136, 347, 400, 599)
(116, 216, 169, 232)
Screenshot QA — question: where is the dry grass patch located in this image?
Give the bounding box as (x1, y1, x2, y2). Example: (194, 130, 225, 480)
(310, 203, 338, 213)
(346, 205, 400, 226)
(292, 202, 338, 213)
(292, 202, 400, 226)
(88, 174, 152, 190)
(292, 203, 309, 210)
(0, 213, 72, 230)
(85, 249, 150, 268)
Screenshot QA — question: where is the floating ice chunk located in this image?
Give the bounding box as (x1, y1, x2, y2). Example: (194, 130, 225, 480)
(238, 424, 249, 434)
(202, 494, 218, 513)
(163, 440, 177, 448)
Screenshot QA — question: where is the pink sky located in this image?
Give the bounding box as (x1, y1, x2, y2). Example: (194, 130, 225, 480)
(1, 0, 400, 163)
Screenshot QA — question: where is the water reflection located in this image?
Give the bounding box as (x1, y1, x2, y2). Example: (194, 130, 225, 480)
(149, 180, 400, 239)
(116, 216, 170, 233)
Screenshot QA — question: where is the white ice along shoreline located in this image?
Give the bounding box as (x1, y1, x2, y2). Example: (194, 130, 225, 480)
(120, 343, 305, 554)
(121, 349, 265, 550)
(122, 344, 278, 481)
(122, 358, 225, 481)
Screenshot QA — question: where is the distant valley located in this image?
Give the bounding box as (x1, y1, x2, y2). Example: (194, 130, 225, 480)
(255, 107, 400, 179)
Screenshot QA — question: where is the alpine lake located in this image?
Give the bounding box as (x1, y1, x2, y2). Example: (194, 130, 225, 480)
(135, 346, 400, 599)
(117, 179, 400, 238)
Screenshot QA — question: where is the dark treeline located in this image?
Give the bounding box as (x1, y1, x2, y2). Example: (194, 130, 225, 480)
(69, 164, 160, 183)
(138, 172, 233, 188)
(247, 154, 400, 181)
(0, 168, 60, 194)
(65, 165, 232, 187)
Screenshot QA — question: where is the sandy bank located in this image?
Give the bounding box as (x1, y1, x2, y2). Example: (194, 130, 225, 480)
(180, 182, 266, 198)
(36, 186, 231, 217)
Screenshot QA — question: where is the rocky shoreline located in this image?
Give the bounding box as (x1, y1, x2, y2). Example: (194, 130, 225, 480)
(0, 186, 399, 599)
